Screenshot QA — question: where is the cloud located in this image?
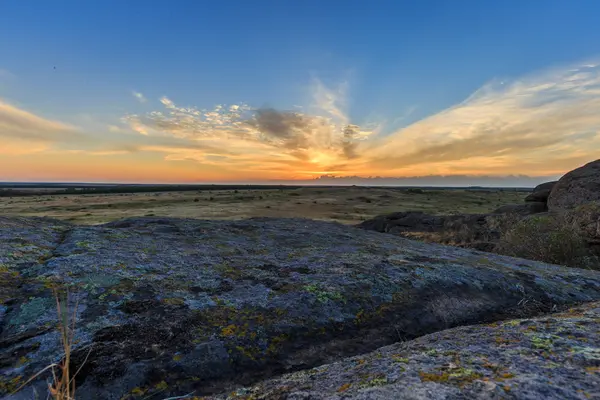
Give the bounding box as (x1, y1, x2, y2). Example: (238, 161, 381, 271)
(365, 60, 600, 176)
(0, 99, 102, 158)
(311, 78, 349, 123)
(0, 100, 80, 143)
(122, 84, 377, 176)
(132, 91, 147, 103)
(107, 124, 130, 133)
(0, 140, 48, 155)
(312, 174, 557, 187)
(32, 59, 581, 182)
(119, 62, 600, 179)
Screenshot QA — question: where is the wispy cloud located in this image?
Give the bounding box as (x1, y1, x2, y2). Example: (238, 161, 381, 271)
(121, 81, 378, 177)
(311, 78, 349, 124)
(364, 60, 600, 176)
(0, 99, 83, 154)
(131, 91, 147, 103)
(116, 62, 600, 179)
(5, 60, 600, 183)
(108, 124, 129, 133)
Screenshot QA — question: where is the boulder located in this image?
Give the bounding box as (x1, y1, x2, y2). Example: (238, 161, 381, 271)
(356, 212, 497, 250)
(562, 201, 600, 253)
(492, 202, 547, 215)
(356, 211, 490, 237)
(548, 159, 600, 211)
(565, 202, 600, 245)
(2, 216, 600, 399)
(356, 211, 446, 234)
(211, 301, 600, 400)
(524, 181, 557, 203)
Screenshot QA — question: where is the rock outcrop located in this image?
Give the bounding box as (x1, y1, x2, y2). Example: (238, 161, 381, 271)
(211, 301, 600, 400)
(548, 159, 600, 211)
(359, 160, 600, 258)
(356, 211, 499, 251)
(524, 181, 557, 203)
(2, 216, 600, 399)
(356, 211, 488, 236)
(492, 182, 557, 216)
(492, 201, 547, 216)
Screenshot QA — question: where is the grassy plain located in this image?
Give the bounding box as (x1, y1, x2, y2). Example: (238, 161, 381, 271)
(0, 187, 527, 225)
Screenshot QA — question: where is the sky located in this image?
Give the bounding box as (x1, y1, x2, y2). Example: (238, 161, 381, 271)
(1, 0, 600, 185)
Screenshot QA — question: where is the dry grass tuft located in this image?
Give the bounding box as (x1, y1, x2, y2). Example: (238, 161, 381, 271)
(14, 288, 90, 400)
(495, 213, 599, 269)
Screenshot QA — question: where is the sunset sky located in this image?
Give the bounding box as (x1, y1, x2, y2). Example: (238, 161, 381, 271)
(1, 0, 600, 185)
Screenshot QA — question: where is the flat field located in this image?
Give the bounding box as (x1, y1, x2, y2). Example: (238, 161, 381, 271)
(0, 186, 527, 225)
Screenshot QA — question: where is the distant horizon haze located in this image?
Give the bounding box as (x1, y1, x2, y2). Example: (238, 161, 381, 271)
(0, 173, 561, 188)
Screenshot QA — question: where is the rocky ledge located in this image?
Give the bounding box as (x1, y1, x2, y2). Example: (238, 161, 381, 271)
(212, 301, 600, 400)
(1, 216, 600, 399)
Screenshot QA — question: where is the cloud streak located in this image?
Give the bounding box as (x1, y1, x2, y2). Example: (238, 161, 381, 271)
(5, 60, 600, 183)
(132, 91, 147, 103)
(121, 80, 378, 176)
(365, 61, 600, 176)
(0, 99, 83, 155)
(120, 62, 600, 179)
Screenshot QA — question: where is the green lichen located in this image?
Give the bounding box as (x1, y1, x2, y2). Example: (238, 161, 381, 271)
(81, 273, 122, 295)
(304, 284, 345, 303)
(392, 354, 409, 363)
(8, 297, 54, 328)
(357, 375, 389, 389)
(0, 263, 19, 279)
(75, 241, 95, 251)
(154, 381, 168, 390)
(162, 297, 185, 306)
(530, 335, 554, 350)
(0, 375, 23, 394)
(419, 367, 483, 387)
(105, 232, 129, 240)
(425, 349, 439, 356)
(570, 345, 600, 360)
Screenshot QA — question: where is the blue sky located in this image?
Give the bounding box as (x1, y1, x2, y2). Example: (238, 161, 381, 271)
(1, 0, 600, 183)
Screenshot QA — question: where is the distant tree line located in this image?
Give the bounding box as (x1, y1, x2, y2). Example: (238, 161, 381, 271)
(0, 185, 308, 197)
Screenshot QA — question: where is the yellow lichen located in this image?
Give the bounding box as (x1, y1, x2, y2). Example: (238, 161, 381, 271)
(162, 297, 185, 306)
(0, 376, 23, 393)
(130, 387, 147, 396)
(392, 354, 409, 363)
(221, 324, 238, 336)
(17, 356, 29, 366)
(337, 383, 352, 392)
(419, 368, 483, 387)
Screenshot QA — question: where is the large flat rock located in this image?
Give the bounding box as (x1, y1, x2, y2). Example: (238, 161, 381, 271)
(212, 301, 600, 400)
(1, 216, 600, 399)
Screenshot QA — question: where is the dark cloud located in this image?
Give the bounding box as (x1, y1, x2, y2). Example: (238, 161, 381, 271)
(341, 124, 361, 159)
(126, 100, 371, 162)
